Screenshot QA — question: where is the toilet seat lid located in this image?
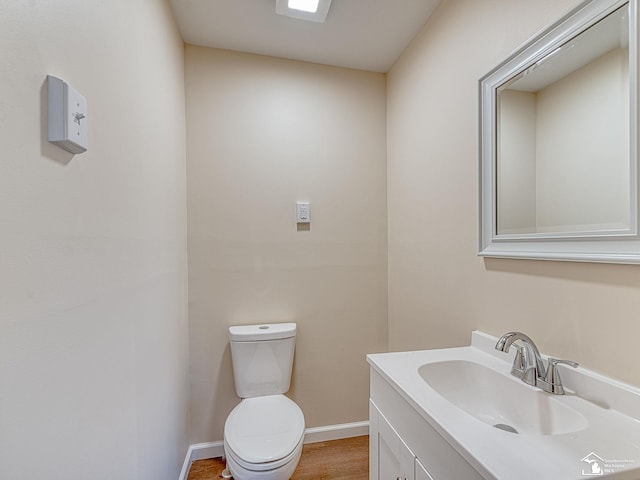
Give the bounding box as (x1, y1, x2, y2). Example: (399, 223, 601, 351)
(224, 394, 305, 465)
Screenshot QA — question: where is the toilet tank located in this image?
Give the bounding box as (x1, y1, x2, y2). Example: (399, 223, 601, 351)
(229, 323, 296, 398)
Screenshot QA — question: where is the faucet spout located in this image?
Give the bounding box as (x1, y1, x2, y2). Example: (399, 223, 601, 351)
(495, 331, 517, 352)
(495, 331, 546, 386)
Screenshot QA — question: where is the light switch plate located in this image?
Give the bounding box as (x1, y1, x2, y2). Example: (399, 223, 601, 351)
(296, 202, 310, 223)
(47, 75, 88, 154)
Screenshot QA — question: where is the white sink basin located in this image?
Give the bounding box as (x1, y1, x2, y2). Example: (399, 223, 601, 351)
(418, 359, 588, 435)
(367, 331, 640, 480)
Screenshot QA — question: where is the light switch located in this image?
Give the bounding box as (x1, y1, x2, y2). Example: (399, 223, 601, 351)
(296, 202, 310, 223)
(47, 75, 88, 154)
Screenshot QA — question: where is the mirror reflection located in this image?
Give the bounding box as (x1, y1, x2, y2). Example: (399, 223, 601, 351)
(496, 5, 631, 235)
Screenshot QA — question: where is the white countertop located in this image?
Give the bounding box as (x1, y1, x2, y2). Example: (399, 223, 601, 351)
(367, 331, 640, 480)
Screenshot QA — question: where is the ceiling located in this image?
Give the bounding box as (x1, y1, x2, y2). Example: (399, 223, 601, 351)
(169, 0, 441, 73)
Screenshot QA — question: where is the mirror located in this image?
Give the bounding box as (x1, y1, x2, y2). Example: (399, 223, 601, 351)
(479, 0, 639, 263)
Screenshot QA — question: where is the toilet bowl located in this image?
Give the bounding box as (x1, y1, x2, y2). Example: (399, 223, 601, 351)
(223, 323, 305, 480)
(224, 395, 304, 480)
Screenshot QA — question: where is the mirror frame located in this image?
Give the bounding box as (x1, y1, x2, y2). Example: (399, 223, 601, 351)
(479, 0, 639, 264)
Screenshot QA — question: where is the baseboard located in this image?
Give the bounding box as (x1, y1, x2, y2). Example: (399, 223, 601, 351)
(303, 420, 369, 444)
(178, 441, 225, 480)
(178, 421, 369, 480)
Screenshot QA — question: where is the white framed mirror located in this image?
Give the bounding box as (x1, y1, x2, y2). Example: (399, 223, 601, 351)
(479, 0, 639, 263)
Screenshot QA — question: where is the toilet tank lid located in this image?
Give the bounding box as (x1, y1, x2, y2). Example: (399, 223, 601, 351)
(229, 323, 296, 342)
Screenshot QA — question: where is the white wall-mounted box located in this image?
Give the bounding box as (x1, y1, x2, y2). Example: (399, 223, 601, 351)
(47, 75, 88, 154)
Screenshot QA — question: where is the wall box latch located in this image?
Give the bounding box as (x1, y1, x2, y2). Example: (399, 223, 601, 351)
(47, 75, 88, 154)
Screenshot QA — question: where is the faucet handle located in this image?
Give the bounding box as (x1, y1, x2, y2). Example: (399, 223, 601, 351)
(548, 358, 579, 369)
(542, 358, 579, 395)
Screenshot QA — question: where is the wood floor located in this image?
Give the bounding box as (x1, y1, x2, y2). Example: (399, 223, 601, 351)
(187, 435, 369, 480)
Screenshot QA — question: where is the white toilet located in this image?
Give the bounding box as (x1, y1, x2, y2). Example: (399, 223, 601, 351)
(224, 323, 305, 480)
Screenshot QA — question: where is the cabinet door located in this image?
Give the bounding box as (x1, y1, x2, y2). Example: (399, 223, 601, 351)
(415, 458, 435, 480)
(376, 404, 414, 480)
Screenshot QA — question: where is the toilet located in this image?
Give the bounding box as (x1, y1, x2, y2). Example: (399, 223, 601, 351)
(224, 323, 305, 480)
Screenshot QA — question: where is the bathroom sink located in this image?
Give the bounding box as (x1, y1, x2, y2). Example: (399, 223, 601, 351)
(418, 360, 588, 435)
(368, 332, 640, 479)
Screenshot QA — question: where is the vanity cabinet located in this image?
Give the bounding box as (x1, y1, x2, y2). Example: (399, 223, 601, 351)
(415, 459, 432, 480)
(371, 400, 433, 480)
(369, 369, 484, 480)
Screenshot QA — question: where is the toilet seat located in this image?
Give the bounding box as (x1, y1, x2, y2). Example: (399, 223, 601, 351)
(224, 436, 303, 473)
(224, 394, 305, 471)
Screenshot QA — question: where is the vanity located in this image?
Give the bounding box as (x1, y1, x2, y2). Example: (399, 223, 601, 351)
(367, 331, 640, 480)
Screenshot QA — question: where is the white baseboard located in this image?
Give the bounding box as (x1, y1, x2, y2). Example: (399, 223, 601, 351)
(303, 420, 369, 444)
(178, 441, 225, 480)
(178, 421, 369, 480)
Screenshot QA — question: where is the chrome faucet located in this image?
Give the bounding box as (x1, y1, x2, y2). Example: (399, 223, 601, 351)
(495, 331, 578, 395)
(495, 332, 547, 386)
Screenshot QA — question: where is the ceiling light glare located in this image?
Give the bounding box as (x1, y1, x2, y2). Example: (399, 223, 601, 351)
(276, 0, 332, 23)
(288, 0, 319, 13)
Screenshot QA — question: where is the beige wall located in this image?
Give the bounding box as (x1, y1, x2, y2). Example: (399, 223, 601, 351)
(0, 1, 189, 479)
(185, 46, 388, 444)
(498, 47, 630, 234)
(497, 90, 537, 234)
(536, 47, 630, 231)
(388, 0, 640, 388)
